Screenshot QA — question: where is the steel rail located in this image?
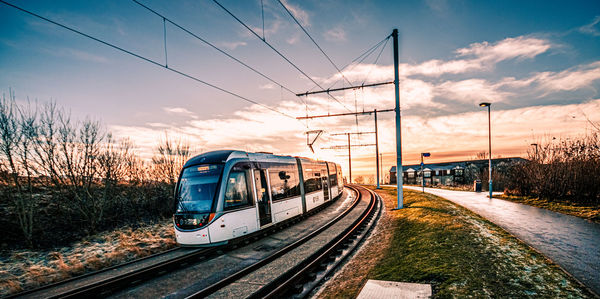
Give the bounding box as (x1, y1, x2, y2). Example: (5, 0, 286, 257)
(251, 185, 380, 298)
(6, 247, 184, 298)
(48, 247, 214, 298)
(14, 194, 339, 298)
(186, 186, 362, 298)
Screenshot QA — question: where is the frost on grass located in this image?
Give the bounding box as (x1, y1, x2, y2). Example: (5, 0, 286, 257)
(460, 215, 585, 298)
(0, 220, 176, 296)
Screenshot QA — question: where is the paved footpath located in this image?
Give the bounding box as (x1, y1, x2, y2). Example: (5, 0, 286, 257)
(398, 185, 600, 296)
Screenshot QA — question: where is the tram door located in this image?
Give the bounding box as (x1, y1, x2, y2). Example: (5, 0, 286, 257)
(254, 169, 272, 226)
(322, 170, 330, 201)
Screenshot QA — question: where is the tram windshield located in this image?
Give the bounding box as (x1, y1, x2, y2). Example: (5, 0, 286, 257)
(176, 164, 224, 213)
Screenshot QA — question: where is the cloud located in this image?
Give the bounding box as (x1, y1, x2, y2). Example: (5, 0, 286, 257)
(259, 83, 276, 90)
(163, 107, 196, 117)
(404, 36, 553, 77)
(286, 33, 301, 45)
(248, 19, 283, 39)
(578, 16, 600, 36)
(218, 41, 247, 50)
(40, 47, 109, 63)
(68, 49, 109, 63)
(326, 36, 553, 81)
(436, 79, 511, 104)
(456, 36, 552, 62)
(533, 61, 600, 94)
(280, 0, 310, 27)
(425, 0, 448, 12)
(127, 99, 600, 178)
(323, 27, 347, 42)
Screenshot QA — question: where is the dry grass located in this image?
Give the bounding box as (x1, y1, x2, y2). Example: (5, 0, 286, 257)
(316, 188, 397, 299)
(495, 194, 600, 223)
(318, 187, 592, 298)
(0, 220, 176, 297)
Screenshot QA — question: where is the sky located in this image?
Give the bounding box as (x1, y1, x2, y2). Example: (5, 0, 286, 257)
(1, 0, 600, 181)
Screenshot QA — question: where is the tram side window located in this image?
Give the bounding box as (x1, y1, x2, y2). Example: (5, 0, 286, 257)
(304, 171, 323, 193)
(224, 171, 251, 210)
(329, 172, 337, 186)
(269, 169, 300, 201)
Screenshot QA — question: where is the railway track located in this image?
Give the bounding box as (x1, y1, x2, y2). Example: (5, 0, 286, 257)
(189, 185, 381, 299)
(13, 186, 380, 298)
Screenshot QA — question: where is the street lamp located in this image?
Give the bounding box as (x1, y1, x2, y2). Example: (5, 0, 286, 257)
(479, 102, 492, 199)
(421, 152, 430, 192)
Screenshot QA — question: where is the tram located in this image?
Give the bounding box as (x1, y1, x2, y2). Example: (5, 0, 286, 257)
(173, 150, 344, 246)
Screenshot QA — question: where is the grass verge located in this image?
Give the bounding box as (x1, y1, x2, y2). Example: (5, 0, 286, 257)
(494, 194, 600, 223)
(319, 187, 592, 298)
(0, 220, 176, 296)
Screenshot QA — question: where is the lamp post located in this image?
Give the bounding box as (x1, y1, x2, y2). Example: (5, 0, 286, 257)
(421, 152, 430, 193)
(479, 102, 492, 199)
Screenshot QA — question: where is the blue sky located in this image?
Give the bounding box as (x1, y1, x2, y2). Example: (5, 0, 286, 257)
(1, 0, 599, 179)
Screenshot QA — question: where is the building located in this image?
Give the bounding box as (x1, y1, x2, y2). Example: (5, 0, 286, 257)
(388, 157, 525, 186)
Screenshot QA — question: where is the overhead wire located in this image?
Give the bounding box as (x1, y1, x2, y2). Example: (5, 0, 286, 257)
(212, 0, 352, 113)
(361, 36, 390, 85)
(325, 35, 391, 90)
(132, 0, 306, 106)
(0, 0, 297, 119)
(276, 0, 352, 87)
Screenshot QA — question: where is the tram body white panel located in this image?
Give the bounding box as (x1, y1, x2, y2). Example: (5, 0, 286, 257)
(175, 226, 210, 246)
(271, 196, 302, 223)
(305, 190, 325, 211)
(208, 208, 259, 243)
(330, 186, 339, 199)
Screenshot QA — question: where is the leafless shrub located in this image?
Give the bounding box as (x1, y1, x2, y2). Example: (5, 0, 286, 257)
(505, 134, 600, 204)
(0, 91, 185, 248)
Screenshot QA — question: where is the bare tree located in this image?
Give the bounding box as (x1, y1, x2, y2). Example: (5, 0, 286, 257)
(151, 133, 190, 185)
(15, 99, 38, 246)
(34, 101, 62, 186)
(0, 90, 21, 190)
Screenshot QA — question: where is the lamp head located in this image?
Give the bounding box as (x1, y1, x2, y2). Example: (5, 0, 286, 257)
(479, 102, 491, 107)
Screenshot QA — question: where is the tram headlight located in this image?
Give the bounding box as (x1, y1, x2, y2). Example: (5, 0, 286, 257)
(174, 213, 215, 229)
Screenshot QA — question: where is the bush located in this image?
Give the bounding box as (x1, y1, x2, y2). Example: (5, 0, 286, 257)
(504, 134, 600, 204)
(0, 91, 190, 249)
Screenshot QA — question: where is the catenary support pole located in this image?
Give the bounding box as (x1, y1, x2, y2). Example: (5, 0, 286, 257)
(375, 109, 381, 189)
(348, 133, 352, 184)
(487, 105, 492, 199)
(380, 153, 383, 184)
(393, 28, 404, 209)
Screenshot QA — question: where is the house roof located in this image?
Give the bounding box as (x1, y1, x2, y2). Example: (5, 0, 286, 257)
(389, 157, 525, 173)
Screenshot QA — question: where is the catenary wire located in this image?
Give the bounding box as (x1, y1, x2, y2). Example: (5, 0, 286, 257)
(132, 0, 306, 106)
(277, 0, 352, 87)
(326, 35, 391, 90)
(212, 0, 352, 113)
(361, 36, 390, 85)
(0, 0, 297, 119)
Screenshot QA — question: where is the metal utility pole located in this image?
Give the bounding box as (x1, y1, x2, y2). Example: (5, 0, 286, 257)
(299, 109, 392, 187)
(392, 28, 404, 209)
(374, 109, 380, 189)
(348, 133, 351, 182)
(380, 153, 383, 184)
(326, 132, 376, 183)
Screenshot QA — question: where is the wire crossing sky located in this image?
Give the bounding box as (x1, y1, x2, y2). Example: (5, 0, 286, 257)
(1, 0, 599, 178)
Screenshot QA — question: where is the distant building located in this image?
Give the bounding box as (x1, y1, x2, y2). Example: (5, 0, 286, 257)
(388, 157, 525, 185)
